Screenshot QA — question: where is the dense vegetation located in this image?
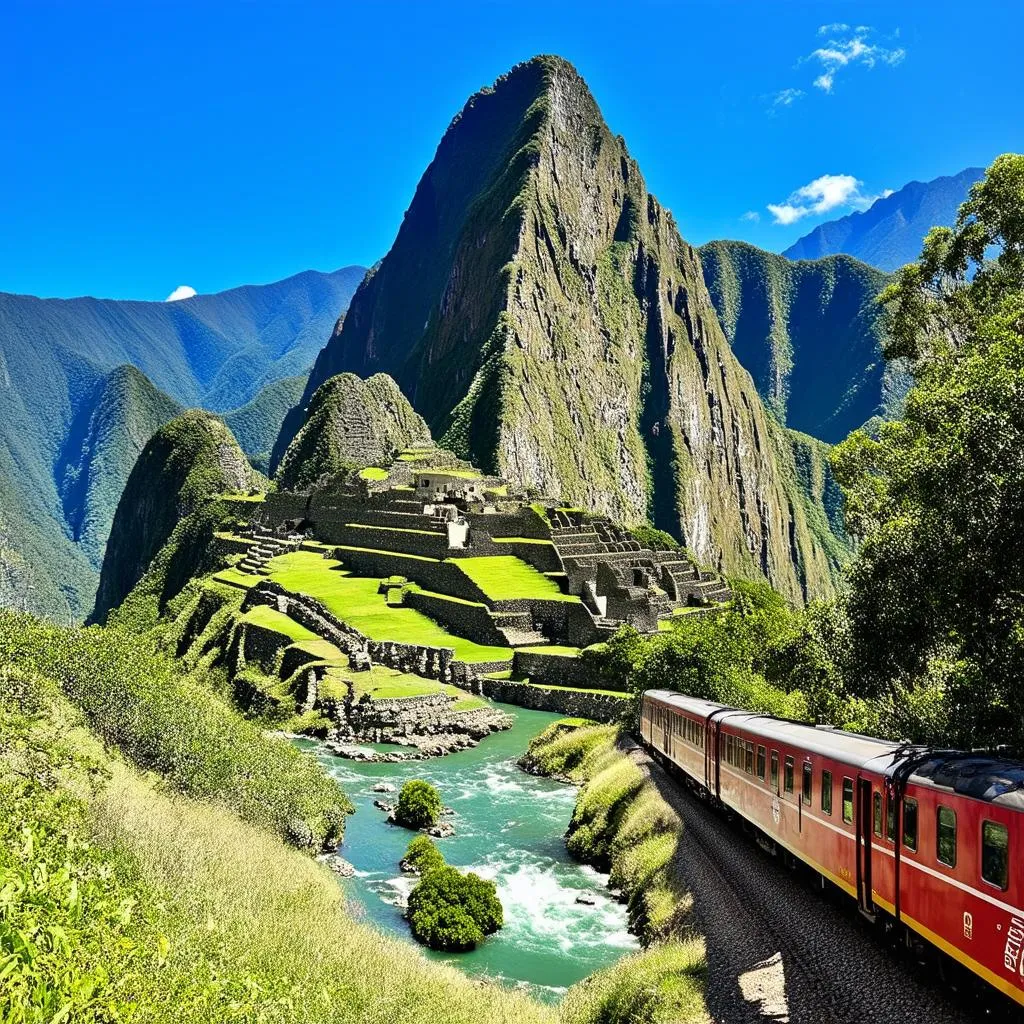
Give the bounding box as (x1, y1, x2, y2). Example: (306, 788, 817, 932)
(407, 863, 504, 952)
(395, 779, 444, 829)
(0, 611, 352, 849)
(0, 660, 556, 1024)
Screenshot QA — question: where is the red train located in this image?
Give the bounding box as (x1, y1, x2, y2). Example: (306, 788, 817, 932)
(640, 689, 1024, 1008)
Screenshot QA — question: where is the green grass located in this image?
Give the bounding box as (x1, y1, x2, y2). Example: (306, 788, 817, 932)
(518, 645, 580, 656)
(358, 466, 390, 481)
(347, 522, 442, 537)
(451, 555, 579, 602)
(242, 604, 322, 643)
(330, 664, 484, 707)
(265, 551, 511, 664)
(417, 468, 482, 480)
(335, 544, 439, 563)
(492, 536, 554, 545)
(212, 566, 261, 589)
(219, 491, 266, 503)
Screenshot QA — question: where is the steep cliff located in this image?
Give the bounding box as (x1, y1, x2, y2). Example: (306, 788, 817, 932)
(698, 241, 909, 441)
(276, 372, 431, 491)
(287, 56, 846, 600)
(93, 411, 262, 622)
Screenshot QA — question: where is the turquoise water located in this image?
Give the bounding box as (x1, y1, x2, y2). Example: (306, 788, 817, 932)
(299, 704, 637, 1001)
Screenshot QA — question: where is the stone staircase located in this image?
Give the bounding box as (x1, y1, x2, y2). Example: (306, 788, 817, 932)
(238, 528, 303, 576)
(491, 610, 548, 648)
(653, 551, 731, 605)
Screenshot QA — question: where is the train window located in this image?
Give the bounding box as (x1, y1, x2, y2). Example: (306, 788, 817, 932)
(770, 752, 779, 793)
(886, 795, 896, 842)
(842, 778, 854, 824)
(757, 745, 766, 781)
(745, 743, 754, 775)
(784, 756, 794, 795)
(821, 770, 833, 815)
(937, 806, 957, 867)
(802, 762, 812, 805)
(903, 798, 918, 852)
(873, 793, 883, 837)
(982, 821, 1009, 891)
(726, 734, 733, 764)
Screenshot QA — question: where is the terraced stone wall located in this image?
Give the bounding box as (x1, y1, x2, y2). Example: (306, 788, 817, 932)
(404, 589, 507, 645)
(510, 650, 628, 691)
(478, 678, 629, 723)
(331, 524, 449, 559)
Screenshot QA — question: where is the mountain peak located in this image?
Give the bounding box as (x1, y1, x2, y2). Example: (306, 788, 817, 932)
(277, 59, 846, 602)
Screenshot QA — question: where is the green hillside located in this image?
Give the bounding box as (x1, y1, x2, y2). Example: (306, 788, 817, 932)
(699, 240, 909, 442)
(0, 267, 363, 620)
(223, 373, 308, 474)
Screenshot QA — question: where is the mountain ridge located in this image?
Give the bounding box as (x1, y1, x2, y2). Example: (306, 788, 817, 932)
(782, 167, 984, 271)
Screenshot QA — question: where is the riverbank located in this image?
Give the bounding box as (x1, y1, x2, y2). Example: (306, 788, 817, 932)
(521, 719, 709, 1021)
(299, 705, 639, 1000)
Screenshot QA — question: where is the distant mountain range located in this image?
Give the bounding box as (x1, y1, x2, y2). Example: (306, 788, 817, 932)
(783, 167, 983, 271)
(0, 267, 364, 620)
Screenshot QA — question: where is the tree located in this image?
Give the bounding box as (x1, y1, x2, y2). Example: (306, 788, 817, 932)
(400, 835, 445, 875)
(394, 779, 443, 829)
(406, 865, 503, 952)
(831, 154, 1024, 747)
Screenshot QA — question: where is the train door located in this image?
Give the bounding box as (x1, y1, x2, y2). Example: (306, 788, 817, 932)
(856, 776, 874, 916)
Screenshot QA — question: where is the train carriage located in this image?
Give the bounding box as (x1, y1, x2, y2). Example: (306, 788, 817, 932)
(640, 688, 1024, 1009)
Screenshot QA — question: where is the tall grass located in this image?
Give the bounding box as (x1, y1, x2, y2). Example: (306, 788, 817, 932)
(0, 611, 352, 849)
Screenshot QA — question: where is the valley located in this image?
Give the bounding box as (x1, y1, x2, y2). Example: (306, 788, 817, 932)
(2, 20, 1022, 1024)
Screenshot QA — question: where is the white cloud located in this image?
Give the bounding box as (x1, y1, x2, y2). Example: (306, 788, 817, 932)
(165, 285, 197, 302)
(766, 174, 890, 225)
(805, 25, 905, 92)
(770, 87, 804, 110)
(741, 210, 761, 223)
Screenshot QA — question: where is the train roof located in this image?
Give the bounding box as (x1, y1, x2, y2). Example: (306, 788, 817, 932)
(644, 689, 904, 770)
(910, 755, 1024, 810)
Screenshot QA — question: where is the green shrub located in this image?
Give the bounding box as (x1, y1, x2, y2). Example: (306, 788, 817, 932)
(407, 865, 503, 952)
(519, 721, 617, 779)
(0, 612, 353, 850)
(401, 835, 446, 875)
(561, 940, 707, 1024)
(395, 779, 443, 829)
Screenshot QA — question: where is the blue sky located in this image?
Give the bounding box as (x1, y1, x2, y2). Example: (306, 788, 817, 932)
(2, 0, 1021, 300)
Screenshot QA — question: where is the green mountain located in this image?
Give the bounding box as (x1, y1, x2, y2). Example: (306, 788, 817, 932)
(0, 267, 362, 620)
(279, 56, 846, 602)
(277, 372, 431, 491)
(782, 167, 984, 271)
(92, 411, 262, 624)
(223, 374, 308, 475)
(698, 241, 909, 442)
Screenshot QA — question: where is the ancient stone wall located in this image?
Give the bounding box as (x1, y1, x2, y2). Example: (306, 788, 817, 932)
(478, 678, 629, 723)
(404, 589, 507, 646)
(333, 524, 449, 560)
(510, 650, 628, 691)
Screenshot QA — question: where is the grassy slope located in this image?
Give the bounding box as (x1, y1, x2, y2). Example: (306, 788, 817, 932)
(453, 555, 578, 602)
(522, 721, 708, 1022)
(265, 550, 511, 663)
(0, 653, 550, 1024)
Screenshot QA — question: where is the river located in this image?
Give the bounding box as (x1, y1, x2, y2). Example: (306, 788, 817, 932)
(298, 704, 637, 1001)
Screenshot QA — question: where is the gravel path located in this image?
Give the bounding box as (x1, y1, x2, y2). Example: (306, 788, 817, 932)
(623, 741, 981, 1024)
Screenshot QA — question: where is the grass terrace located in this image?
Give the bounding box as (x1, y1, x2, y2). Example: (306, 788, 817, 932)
(241, 604, 321, 643)
(213, 567, 261, 589)
(451, 555, 578, 603)
(517, 645, 581, 656)
(358, 467, 390, 481)
(264, 550, 511, 664)
(492, 536, 554, 546)
(327, 664, 485, 708)
(347, 522, 442, 537)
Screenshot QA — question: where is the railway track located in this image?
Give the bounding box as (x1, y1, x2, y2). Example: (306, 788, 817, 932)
(625, 742, 980, 1024)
